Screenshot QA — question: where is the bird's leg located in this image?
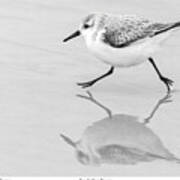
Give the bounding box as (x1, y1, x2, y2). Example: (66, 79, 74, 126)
(77, 66, 114, 88)
(148, 57, 174, 92)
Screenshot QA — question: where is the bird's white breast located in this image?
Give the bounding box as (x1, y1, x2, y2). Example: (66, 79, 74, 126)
(85, 30, 171, 67)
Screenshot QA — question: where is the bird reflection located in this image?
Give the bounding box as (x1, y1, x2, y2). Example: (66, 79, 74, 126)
(60, 91, 180, 165)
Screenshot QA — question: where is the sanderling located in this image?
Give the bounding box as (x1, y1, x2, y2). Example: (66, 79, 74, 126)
(63, 13, 180, 92)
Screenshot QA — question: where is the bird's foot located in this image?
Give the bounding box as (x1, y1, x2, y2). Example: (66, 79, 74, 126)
(160, 76, 174, 93)
(159, 93, 173, 104)
(77, 80, 96, 88)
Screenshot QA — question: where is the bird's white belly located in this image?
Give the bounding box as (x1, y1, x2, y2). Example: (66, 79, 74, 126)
(86, 32, 171, 67)
(91, 44, 147, 67)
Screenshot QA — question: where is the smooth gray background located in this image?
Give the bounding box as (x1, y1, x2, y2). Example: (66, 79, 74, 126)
(0, 0, 180, 176)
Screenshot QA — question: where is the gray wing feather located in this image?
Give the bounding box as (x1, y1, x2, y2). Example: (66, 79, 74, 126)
(102, 16, 175, 48)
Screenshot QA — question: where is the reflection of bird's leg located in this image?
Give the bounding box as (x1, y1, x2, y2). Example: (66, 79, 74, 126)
(144, 92, 173, 124)
(77, 91, 112, 118)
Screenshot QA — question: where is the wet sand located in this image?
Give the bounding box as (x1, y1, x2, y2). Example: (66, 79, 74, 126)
(0, 0, 180, 176)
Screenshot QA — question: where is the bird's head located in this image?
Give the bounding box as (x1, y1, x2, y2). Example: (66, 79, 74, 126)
(63, 14, 101, 42)
(60, 133, 91, 165)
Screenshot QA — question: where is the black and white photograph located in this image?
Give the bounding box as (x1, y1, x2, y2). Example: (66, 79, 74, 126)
(0, 0, 180, 178)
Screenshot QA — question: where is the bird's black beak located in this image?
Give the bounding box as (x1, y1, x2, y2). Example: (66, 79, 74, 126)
(63, 30, 81, 42)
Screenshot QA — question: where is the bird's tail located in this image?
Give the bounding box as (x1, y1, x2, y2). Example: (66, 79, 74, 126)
(154, 21, 180, 36)
(172, 157, 180, 164)
(168, 155, 180, 164)
(170, 21, 180, 31)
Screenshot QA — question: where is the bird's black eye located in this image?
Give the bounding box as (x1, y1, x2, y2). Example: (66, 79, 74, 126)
(84, 24, 90, 29)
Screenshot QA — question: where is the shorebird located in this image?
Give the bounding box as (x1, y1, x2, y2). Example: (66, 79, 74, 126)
(63, 13, 180, 92)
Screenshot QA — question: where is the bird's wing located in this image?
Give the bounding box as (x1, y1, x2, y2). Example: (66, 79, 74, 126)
(145, 22, 178, 36)
(102, 16, 174, 48)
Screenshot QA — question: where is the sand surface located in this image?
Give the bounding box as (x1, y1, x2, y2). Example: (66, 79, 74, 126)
(0, 0, 180, 176)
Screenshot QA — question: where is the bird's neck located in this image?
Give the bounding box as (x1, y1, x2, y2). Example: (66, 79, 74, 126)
(84, 29, 103, 47)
